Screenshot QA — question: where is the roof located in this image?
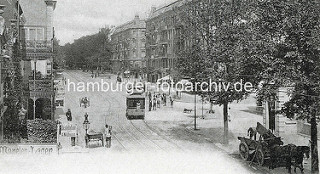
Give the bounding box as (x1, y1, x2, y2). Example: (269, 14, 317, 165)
(19, 0, 53, 27)
(127, 94, 145, 99)
(112, 16, 146, 35)
(148, 0, 187, 20)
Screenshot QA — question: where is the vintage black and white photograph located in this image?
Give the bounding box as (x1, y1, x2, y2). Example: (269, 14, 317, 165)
(0, 0, 319, 173)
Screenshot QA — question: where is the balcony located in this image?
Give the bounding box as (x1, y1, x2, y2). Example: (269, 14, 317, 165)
(21, 40, 53, 51)
(28, 79, 53, 91)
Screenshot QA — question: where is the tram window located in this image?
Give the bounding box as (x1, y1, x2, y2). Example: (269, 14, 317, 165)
(139, 99, 145, 108)
(127, 99, 145, 108)
(128, 100, 135, 107)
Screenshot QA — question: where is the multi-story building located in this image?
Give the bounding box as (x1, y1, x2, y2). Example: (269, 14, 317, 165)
(19, 0, 56, 120)
(111, 15, 146, 79)
(145, 0, 186, 82)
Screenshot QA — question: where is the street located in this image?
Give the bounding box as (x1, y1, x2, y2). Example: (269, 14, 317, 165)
(59, 70, 292, 173)
(0, 70, 312, 174)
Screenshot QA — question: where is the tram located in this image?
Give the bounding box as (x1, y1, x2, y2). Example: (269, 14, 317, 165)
(126, 91, 145, 119)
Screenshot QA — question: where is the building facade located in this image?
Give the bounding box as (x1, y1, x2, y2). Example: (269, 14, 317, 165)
(145, 0, 186, 82)
(111, 15, 146, 78)
(19, 0, 56, 120)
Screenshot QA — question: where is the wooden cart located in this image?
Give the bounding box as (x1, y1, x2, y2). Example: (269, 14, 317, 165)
(238, 122, 283, 166)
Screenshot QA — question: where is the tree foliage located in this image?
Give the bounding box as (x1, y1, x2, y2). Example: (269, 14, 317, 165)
(63, 27, 112, 70)
(250, 0, 320, 171)
(176, 0, 263, 143)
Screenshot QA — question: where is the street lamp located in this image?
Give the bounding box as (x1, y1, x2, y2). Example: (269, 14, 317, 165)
(190, 78, 198, 130)
(82, 113, 90, 147)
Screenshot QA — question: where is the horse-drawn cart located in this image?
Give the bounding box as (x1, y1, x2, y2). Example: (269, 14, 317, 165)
(238, 122, 310, 173)
(238, 122, 283, 166)
(79, 97, 90, 108)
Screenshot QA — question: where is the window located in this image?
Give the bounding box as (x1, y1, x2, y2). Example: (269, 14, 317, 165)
(37, 28, 44, 40)
(29, 29, 36, 40)
(22, 27, 44, 40)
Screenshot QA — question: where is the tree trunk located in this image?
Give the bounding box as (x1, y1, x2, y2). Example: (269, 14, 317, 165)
(223, 102, 229, 144)
(210, 102, 213, 111)
(311, 115, 319, 173)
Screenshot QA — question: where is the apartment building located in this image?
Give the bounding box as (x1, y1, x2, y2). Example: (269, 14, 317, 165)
(145, 0, 186, 82)
(111, 15, 146, 78)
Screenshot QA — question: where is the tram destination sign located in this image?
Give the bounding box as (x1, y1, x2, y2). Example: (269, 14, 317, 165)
(0, 144, 57, 155)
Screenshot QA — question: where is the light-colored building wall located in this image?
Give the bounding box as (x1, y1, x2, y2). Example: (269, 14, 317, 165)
(19, 0, 57, 120)
(111, 15, 146, 76)
(145, 0, 186, 82)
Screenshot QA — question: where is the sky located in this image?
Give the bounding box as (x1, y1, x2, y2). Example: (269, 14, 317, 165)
(54, 0, 176, 45)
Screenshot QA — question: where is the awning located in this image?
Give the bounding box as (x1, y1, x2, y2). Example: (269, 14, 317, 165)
(178, 79, 190, 84)
(158, 75, 172, 81)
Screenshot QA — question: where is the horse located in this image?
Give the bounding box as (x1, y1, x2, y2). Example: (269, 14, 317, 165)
(269, 144, 310, 173)
(269, 144, 294, 172)
(290, 145, 310, 173)
(80, 97, 90, 108)
(247, 127, 257, 140)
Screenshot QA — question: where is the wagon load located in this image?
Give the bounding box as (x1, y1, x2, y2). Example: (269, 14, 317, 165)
(237, 122, 310, 173)
(237, 122, 283, 166)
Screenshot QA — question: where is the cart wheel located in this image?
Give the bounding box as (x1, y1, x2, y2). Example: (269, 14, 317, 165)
(239, 142, 249, 161)
(255, 148, 264, 166)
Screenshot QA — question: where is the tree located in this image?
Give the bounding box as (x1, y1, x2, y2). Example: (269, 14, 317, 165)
(176, 0, 262, 143)
(63, 27, 112, 70)
(250, 0, 320, 172)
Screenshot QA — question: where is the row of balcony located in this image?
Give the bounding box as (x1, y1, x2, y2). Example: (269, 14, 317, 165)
(20, 40, 53, 50)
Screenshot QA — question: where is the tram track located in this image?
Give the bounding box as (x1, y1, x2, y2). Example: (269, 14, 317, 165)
(65, 71, 129, 151)
(108, 89, 163, 151)
(72, 71, 156, 151)
(115, 84, 184, 152)
(65, 70, 183, 152)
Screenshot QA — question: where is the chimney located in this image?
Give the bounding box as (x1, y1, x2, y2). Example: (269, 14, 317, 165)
(134, 13, 140, 21)
(45, 0, 56, 41)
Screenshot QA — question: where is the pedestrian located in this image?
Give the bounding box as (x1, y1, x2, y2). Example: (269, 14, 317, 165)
(153, 97, 157, 110)
(163, 94, 166, 106)
(105, 124, 112, 148)
(157, 97, 160, 108)
(161, 94, 164, 103)
(149, 99, 152, 111)
(66, 109, 72, 121)
(106, 129, 112, 148)
(170, 96, 173, 107)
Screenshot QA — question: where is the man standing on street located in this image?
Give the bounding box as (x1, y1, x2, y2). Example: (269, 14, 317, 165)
(170, 96, 173, 107)
(163, 94, 167, 106)
(105, 124, 112, 148)
(149, 99, 152, 111)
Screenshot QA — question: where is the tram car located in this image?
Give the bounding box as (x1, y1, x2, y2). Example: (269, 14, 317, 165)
(126, 92, 145, 119)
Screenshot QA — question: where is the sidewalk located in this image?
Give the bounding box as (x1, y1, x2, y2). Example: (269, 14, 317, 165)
(55, 107, 89, 154)
(146, 92, 315, 172)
